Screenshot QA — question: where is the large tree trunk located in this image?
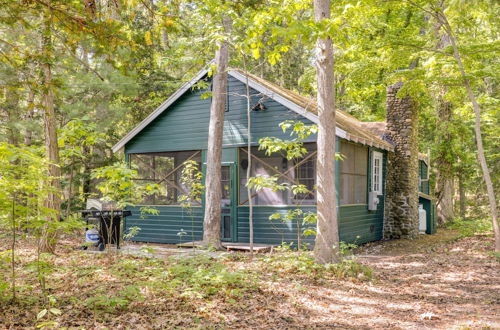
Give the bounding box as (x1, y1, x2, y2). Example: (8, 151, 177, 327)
(435, 95, 455, 224)
(202, 25, 229, 249)
(312, 0, 340, 264)
(433, 13, 455, 225)
(436, 176, 455, 224)
(440, 14, 499, 252)
(39, 7, 62, 254)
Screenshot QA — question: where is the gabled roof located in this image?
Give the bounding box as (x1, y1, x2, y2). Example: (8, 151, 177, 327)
(112, 65, 394, 153)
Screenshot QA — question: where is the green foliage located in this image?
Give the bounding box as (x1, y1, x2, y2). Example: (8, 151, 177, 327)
(0, 143, 84, 302)
(111, 255, 254, 300)
(269, 209, 317, 250)
(161, 255, 254, 299)
(179, 160, 204, 208)
(259, 252, 372, 281)
(91, 162, 160, 209)
(123, 226, 141, 240)
(258, 120, 317, 160)
(178, 160, 204, 244)
(445, 218, 492, 239)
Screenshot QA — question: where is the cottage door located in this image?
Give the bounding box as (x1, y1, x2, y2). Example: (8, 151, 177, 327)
(220, 165, 236, 242)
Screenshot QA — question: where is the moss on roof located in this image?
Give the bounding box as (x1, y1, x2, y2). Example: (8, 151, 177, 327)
(232, 69, 394, 151)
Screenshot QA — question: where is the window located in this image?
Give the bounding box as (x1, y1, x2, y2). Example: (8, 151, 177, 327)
(294, 157, 316, 201)
(129, 150, 201, 205)
(419, 161, 429, 194)
(372, 151, 383, 195)
(340, 142, 368, 205)
(239, 143, 316, 206)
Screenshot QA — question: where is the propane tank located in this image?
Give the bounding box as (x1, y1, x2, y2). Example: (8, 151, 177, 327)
(418, 204, 427, 234)
(85, 228, 99, 244)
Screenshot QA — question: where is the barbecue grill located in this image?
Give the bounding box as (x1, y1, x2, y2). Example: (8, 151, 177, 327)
(80, 199, 132, 251)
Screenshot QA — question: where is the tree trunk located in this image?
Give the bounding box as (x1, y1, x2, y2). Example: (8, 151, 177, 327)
(39, 7, 62, 254)
(458, 174, 466, 219)
(243, 58, 254, 259)
(202, 23, 230, 249)
(436, 176, 454, 224)
(435, 96, 455, 225)
(433, 12, 455, 225)
(440, 14, 499, 252)
(4, 88, 20, 146)
(23, 88, 35, 146)
(312, 0, 340, 264)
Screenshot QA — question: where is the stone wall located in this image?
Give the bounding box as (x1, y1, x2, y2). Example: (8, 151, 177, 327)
(384, 82, 419, 239)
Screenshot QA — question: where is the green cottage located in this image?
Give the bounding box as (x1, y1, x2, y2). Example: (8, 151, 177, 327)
(112, 65, 436, 247)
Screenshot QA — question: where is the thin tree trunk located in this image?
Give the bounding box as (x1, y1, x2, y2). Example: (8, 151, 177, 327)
(4, 88, 20, 146)
(202, 20, 230, 249)
(24, 88, 35, 146)
(39, 6, 62, 254)
(11, 197, 16, 301)
(458, 174, 466, 219)
(243, 58, 254, 259)
(313, 0, 340, 264)
(440, 14, 499, 252)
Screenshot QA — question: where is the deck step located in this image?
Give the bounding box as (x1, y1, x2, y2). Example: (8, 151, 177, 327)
(177, 241, 276, 252)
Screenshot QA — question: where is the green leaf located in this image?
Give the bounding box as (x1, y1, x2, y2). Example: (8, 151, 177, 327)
(37, 309, 48, 320)
(49, 308, 62, 316)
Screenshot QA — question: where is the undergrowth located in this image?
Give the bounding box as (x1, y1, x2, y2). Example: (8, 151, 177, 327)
(112, 254, 256, 301)
(445, 217, 492, 239)
(257, 252, 373, 281)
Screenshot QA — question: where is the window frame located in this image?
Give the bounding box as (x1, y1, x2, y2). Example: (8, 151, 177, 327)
(371, 151, 383, 195)
(339, 141, 369, 206)
(238, 144, 317, 206)
(293, 156, 316, 202)
(128, 150, 202, 207)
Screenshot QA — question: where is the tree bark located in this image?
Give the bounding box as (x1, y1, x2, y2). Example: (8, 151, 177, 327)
(39, 6, 62, 254)
(23, 88, 35, 146)
(433, 11, 455, 225)
(458, 173, 466, 219)
(439, 12, 499, 252)
(435, 96, 455, 224)
(243, 58, 254, 259)
(202, 22, 230, 249)
(313, 0, 340, 264)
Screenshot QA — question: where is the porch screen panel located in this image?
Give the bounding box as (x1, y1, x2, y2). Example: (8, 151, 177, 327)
(340, 142, 368, 205)
(239, 143, 316, 206)
(129, 150, 201, 206)
(239, 148, 288, 205)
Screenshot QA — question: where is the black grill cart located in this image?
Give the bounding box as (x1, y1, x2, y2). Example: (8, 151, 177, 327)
(81, 209, 132, 251)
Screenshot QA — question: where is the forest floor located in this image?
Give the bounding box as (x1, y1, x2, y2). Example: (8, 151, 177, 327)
(1, 227, 499, 329)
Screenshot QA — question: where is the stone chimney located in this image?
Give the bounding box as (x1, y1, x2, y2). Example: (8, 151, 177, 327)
(384, 82, 419, 239)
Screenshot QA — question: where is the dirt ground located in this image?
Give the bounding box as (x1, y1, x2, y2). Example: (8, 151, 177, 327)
(1, 229, 498, 329)
(255, 231, 500, 329)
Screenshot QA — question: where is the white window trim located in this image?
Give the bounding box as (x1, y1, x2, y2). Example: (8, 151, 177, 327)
(372, 151, 383, 195)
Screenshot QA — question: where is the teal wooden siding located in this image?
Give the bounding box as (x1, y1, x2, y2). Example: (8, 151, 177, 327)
(235, 203, 384, 246)
(125, 76, 315, 154)
(124, 206, 203, 244)
(338, 205, 383, 243)
(236, 206, 316, 246)
(123, 75, 387, 247)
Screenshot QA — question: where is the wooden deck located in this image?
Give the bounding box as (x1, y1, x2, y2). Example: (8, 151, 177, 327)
(177, 241, 276, 252)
